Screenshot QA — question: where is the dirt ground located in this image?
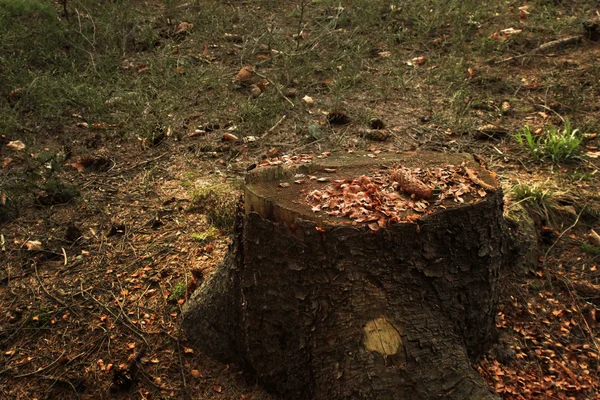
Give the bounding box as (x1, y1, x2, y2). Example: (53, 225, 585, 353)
(1, 1, 600, 399)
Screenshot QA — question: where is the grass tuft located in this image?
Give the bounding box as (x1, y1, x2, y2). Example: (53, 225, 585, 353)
(513, 119, 582, 162)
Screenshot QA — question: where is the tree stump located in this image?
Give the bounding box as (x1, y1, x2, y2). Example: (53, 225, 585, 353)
(183, 152, 507, 400)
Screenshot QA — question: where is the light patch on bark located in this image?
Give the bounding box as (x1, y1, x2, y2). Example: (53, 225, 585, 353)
(363, 318, 402, 356)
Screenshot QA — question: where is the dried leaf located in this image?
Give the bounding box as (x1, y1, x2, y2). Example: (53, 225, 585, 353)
(222, 133, 239, 142)
(407, 56, 427, 67)
(70, 162, 86, 172)
(0, 192, 6, 206)
(25, 240, 42, 251)
(2, 158, 13, 168)
(279, 182, 290, 188)
(191, 369, 202, 378)
(234, 66, 254, 84)
(6, 140, 25, 151)
(302, 95, 314, 107)
(368, 222, 380, 231)
(176, 21, 194, 34)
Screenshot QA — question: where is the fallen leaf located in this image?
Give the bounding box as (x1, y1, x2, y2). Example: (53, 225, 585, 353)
(25, 240, 42, 251)
(176, 21, 194, 34)
(585, 151, 600, 158)
(302, 95, 314, 107)
(250, 84, 262, 97)
(234, 66, 254, 84)
(368, 222, 380, 231)
(70, 162, 86, 172)
(407, 56, 427, 67)
(0, 192, 6, 206)
(2, 158, 13, 168)
(6, 140, 25, 151)
(135, 64, 148, 73)
(279, 182, 290, 188)
(191, 369, 202, 378)
(213, 383, 223, 393)
(222, 133, 239, 142)
(183, 347, 194, 354)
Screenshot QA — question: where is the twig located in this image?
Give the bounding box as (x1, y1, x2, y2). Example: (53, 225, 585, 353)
(543, 206, 586, 261)
(14, 350, 66, 378)
(34, 262, 81, 317)
(85, 290, 149, 347)
(61, 247, 68, 266)
(261, 115, 287, 139)
(253, 71, 295, 107)
(493, 35, 583, 64)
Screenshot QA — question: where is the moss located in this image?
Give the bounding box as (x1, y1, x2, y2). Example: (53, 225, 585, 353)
(190, 183, 239, 230)
(191, 226, 219, 244)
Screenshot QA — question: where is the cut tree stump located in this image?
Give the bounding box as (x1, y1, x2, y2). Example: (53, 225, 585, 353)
(183, 152, 507, 400)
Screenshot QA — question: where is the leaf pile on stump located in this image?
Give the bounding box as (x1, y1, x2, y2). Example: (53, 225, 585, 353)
(307, 163, 494, 227)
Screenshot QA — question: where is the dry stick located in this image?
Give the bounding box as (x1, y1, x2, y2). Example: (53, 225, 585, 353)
(543, 206, 586, 262)
(14, 350, 66, 378)
(85, 290, 149, 347)
(109, 291, 151, 348)
(34, 262, 81, 317)
(253, 71, 295, 107)
(261, 114, 287, 139)
(494, 35, 583, 64)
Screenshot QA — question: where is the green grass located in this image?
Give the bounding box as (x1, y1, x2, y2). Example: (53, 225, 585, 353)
(580, 243, 600, 257)
(513, 119, 582, 162)
(509, 181, 563, 223)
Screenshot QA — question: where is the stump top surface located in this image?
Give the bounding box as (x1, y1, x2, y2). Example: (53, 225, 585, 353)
(245, 151, 498, 226)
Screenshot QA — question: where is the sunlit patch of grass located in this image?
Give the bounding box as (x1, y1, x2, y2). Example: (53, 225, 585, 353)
(513, 119, 582, 162)
(191, 226, 218, 244)
(508, 181, 569, 223)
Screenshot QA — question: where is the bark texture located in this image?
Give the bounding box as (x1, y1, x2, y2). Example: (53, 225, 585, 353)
(183, 152, 506, 400)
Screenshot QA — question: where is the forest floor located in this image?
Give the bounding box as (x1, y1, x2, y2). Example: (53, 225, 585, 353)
(1, 0, 600, 399)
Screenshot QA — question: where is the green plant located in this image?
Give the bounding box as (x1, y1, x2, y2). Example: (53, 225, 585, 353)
(168, 282, 186, 302)
(191, 226, 218, 244)
(580, 243, 600, 257)
(508, 181, 563, 223)
(190, 183, 239, 230)
(513, 119, 582, 162)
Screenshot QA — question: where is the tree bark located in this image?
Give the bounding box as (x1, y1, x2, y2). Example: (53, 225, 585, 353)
(183, 152, 506, 400)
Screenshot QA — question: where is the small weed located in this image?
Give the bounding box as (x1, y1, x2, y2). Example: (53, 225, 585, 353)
(513, 119, 582, 162)
(580, 243, 600, 257)
(190, 183, 239, 230)
(168, 282, 186, 302)
(191, 226, 218, 244)
(36, 179, 79, 206)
